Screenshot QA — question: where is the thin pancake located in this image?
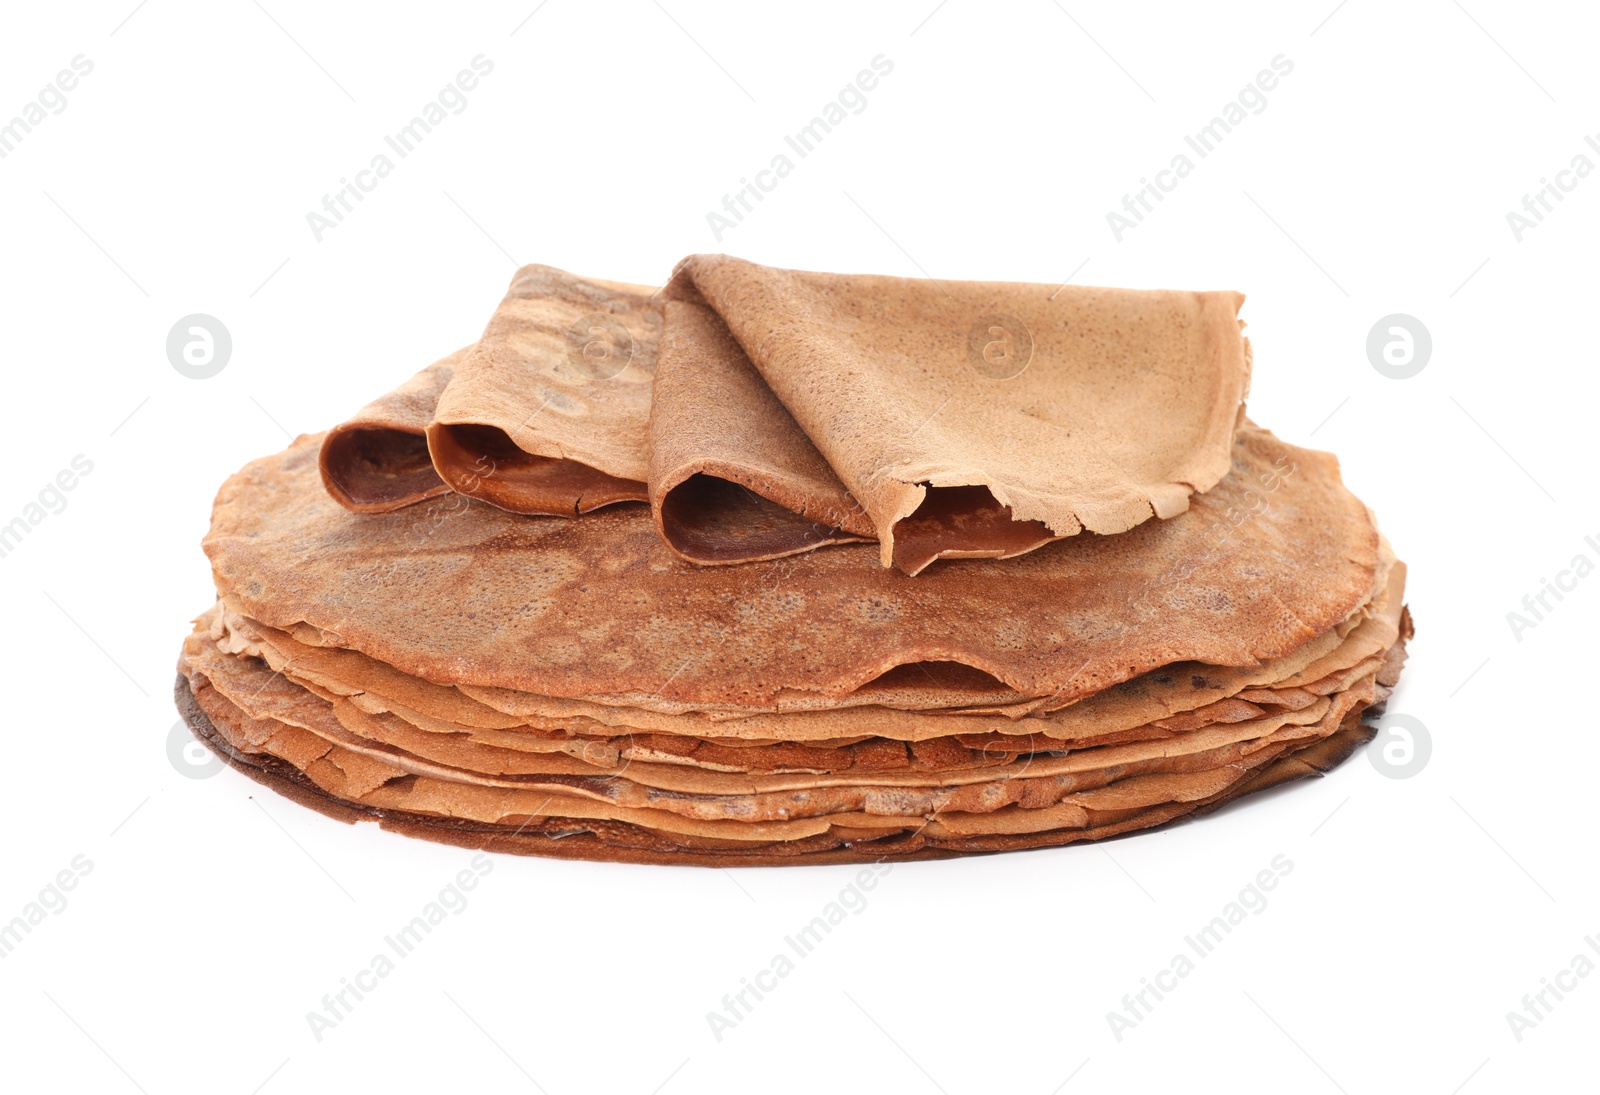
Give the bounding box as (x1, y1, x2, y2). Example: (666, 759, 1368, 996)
(425, 266, 661, 516)
(207, 559, 1401, 749)
(319, 351, 464, 512)
(649, 300, 875, 564)
(665, 254, 1252, 572)
(187, 628, 1371, 818)
(205, 423, 1380, 708)
(175, 673, 1385, 865)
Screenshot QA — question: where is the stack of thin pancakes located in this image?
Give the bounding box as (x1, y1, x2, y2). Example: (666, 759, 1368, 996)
(176, 259, 1411, 866)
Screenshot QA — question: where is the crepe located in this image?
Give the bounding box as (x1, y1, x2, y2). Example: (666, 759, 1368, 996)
(205, 557, 1404, 746)
(185, 585, 1394, 816)
(187, 618, 1368, 802)
(175, 666, 1392, 865)
(649, 300, 876, 563)
(424, 265, 661, 516)
(177, 533, 1409, 862)
(175, 433, 1409, 863)
(209, 423, 1376, 710)
(179, 548, 1409, 844)
(319, 351, 463, 512)
(664, 255, 1252, 572)
(320, 259, 1252, 574)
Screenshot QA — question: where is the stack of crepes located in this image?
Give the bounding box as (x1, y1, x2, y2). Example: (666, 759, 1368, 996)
(175, 257, 1412, 866)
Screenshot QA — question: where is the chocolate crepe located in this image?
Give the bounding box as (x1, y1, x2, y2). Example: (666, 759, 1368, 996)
(206, 557, 1403, 746)
(187, 261, 1411, 867)
(185, 616, 1390, 816)
(319, 351, 463, 512)
(664, 255, 1252, 572)
(176, 423, 1409, 864)
(427, 265, 661, 515)
(649, 300, 875, 563)
(322, 258, 1251, 573)
(216, 424, 1377, 709)
(174, 668, 1397, 865)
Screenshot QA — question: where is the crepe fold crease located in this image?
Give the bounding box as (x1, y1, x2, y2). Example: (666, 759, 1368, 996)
(319, 257, 1252, 573)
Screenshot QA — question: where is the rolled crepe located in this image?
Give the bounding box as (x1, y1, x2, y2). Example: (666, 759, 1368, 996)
(664, 254, 1253, 573)
(423, 265, 661, 516)
(318, 351, 463, 512)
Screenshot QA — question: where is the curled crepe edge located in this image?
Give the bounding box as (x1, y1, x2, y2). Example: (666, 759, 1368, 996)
(880, 396, 1253, 575)
(653, 462, 875, 564)
(649, 299, 876, 564)
(318, 353, 464, 513)
(425, 420, 648, 516)
(420, 265, 661, 518)
(320, 422, 448, 513)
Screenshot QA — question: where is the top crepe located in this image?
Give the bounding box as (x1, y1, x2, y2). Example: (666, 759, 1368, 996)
(318, 260, 1252, 574)
(211, 422, 1380, 710)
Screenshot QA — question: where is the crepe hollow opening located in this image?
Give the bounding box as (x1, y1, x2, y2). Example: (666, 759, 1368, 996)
(659, 473, 867, 564)
(858, 659, 1016, 699)
(891, 485, 1057, 575)
(320, 427, 444, 512)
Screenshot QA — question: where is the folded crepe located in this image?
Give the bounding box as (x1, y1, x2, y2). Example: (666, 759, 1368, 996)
(662, 255, 1252, 572)
(648, 300, 876, 563)
(424, 265, 663, 516)
(318, 351, 463, 512)
(320, 258, 1252, 574)
(319, 266, 665, 519)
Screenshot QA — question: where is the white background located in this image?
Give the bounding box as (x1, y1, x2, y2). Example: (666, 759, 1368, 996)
(1, 2, 1595, 1092)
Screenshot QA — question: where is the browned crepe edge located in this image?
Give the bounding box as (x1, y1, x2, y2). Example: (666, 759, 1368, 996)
(187, 624, 1378, 819)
